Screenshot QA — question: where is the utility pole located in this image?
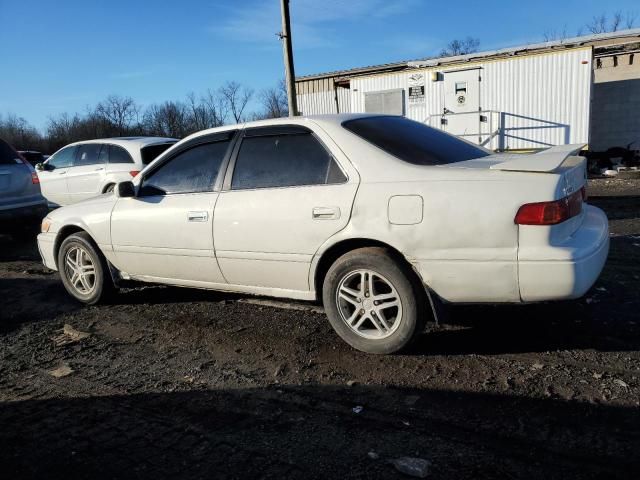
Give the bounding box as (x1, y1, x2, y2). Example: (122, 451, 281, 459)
(279, 0, 299, 116)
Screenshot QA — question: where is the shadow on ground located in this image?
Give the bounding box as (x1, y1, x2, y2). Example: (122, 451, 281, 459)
(0, 385, 638, 480)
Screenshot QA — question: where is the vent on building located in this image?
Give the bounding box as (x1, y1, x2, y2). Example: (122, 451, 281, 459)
(364, 89, 405, 115)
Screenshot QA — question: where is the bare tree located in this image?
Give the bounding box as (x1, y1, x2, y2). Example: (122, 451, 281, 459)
(440, 37, 480, 57)
(0, 114, 43, 150)
(219, 81, 253, 123)
(625, 12, 637, 29)
(611, 11, 623, 32)
(586, 14, 608, 34)
(142, 101, 190, 138)
(256, 79, 288, 119)
(200, 89, 229, 127)
(543, 24, 568, 42)
(583, 11, 635, 35)
(186, 90, 228, 131)
(95, 95, 139, 136)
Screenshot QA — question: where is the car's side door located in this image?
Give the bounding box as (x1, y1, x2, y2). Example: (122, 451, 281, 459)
(213, 125, 359, 293)
(110, 131, 236, 284)
(38, 145, 77, 206)
(66, 143, 108, 203)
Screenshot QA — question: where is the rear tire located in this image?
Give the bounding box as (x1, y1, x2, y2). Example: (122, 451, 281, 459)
(57, 232, 113, 305)
(322, 247, 425, 354)
(104, 184, 115, 193)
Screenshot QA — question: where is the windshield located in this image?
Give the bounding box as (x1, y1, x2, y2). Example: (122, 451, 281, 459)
(342, 115, 491, 165)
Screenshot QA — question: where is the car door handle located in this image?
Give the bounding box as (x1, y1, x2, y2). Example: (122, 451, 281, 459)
(312, 206, 340, 220)
(187, 211, 209, 222)
(94, 167, 104, 171)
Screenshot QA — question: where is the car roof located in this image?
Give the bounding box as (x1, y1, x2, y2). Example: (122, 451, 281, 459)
(68, 136, 178, 149)
(181, 114, 380, 142)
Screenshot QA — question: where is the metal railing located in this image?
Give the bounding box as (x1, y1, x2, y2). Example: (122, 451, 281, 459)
(425, 110, 501, 149)
(425, 110, 572, 151)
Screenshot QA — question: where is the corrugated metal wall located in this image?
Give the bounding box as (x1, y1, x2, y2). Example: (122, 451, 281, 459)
(298, 48, 592, 150)
(480, 48, 592, 150)
(295, 77, 351, 115)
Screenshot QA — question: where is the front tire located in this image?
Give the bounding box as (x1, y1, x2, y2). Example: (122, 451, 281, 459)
(57, 232, 112, 305)
(322, 247, 425, 354)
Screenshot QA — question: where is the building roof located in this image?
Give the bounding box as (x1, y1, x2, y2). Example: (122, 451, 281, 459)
(296, 28, 640, 82)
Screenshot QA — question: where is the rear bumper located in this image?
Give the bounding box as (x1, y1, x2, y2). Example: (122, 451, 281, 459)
(0, 202, 49, 232)
(518, 205, 609, 301)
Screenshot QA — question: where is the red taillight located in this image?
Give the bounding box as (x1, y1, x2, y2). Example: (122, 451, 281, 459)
(129, 170, 140, 177)
(31, 172, 40, 184)
(515, 190, 583, 225)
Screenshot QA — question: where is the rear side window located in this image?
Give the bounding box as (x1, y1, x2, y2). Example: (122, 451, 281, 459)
(48, 146, 77, 168)
(108, 145, 134, 164)
(140, 141, 230, 196)
(342, 116, 490, 165)
(75, 144, 104, 166)
(231, 132, 346, 190)
(0, 139, 20, 165)
(141, 142, 177, 165)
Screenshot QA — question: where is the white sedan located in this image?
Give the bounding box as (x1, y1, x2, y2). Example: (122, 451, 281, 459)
(37, 115, 609, 354)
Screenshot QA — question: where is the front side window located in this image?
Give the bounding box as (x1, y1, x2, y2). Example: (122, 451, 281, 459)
(231, 132, 346, 190)
(75, 144, 104, 166)
(47, 146, 77, 168)
(109, 145, 134, 164)
(342, 115, 491, 165)
(140, 141, 230, 196)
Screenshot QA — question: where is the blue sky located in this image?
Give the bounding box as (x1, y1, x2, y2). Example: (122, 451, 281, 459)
(0, 0, 638, 131)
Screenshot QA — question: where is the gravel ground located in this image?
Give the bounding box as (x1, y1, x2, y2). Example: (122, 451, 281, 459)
(1, 178, 639, 479)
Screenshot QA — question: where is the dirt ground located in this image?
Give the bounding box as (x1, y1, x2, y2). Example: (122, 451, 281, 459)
(1, 178, 639, 479)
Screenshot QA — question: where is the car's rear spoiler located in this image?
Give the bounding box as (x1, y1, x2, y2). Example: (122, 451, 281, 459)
(489, 144, 586, 173)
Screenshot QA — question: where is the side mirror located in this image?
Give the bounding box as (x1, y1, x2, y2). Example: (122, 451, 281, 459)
(116, 181, 135, 198)
(35, 162, 45, 171)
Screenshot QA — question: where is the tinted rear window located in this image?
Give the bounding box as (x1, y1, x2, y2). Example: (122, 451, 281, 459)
(141, 142, 177, 165)
(109, 145, 134, 164)
(0, 139, 20, 165)
(342, 116, 490, 165)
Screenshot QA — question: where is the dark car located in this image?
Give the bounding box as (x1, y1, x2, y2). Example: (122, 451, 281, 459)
(18, 150, 47, 166)
(0, 139, 49, 236)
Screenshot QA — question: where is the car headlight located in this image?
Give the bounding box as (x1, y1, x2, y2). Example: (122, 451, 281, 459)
(41, 218, 52, 233)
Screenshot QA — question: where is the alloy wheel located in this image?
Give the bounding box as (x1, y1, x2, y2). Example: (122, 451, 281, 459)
(335, 269, 403, 340)
(63, 246, 96, 295)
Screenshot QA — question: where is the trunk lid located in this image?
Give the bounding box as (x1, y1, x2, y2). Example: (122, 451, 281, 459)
(452, 144, 588, 240)
(453, 143, 587, 197)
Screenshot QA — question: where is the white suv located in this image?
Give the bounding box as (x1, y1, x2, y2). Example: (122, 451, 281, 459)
(36, 137, 176, 206)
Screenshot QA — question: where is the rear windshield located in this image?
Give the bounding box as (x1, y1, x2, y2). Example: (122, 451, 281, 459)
(342, 116, 490, 165)
(0, 139, 20, 165)
(141, 142, 177, 165)
(20, 152, 44, 165)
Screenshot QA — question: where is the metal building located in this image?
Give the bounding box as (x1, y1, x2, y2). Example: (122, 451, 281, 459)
(296, 29, 640, 152)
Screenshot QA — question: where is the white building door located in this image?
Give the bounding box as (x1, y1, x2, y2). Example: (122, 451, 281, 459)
(442, 68, 482, 143)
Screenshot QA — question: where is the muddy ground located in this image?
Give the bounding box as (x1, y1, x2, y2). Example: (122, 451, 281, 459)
(1, 178, 639, 479)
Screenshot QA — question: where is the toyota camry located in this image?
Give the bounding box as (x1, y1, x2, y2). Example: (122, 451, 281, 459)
(37, 114, 609, 354)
